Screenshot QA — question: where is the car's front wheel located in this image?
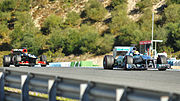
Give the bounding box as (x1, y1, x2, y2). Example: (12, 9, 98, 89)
(103, 55, 114, 70)
(3, 55, 11, 67)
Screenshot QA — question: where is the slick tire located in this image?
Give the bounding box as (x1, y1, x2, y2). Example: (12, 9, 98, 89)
(126, 55, 133, 64)
(14, 55, 21, 67)
(40, 55, 47, 62)
(3, 55, 11, 67)
(103, 55, 114, 70)
(157, 55, 167, 64)
(158, 69, 166, 71)
(40, 55, 47, 67)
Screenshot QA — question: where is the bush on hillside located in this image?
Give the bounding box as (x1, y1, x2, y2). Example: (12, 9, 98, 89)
(164, 4, 180, 23)
(10, 12, 44, 55)
(136, 0, 152, 12)
(95, 34, 114, 55)
(0, 0, 16, 12)
(110, 4, 129, 35)
(0, 12, 11, 21)
(41, 14, 64, 35)
(17, 0, 31, 11)
(167, 0, 180, 5)
(48, 24, 114, 55)
(85, 0, 108, 21)
(111, 0, 127, 7)
(165, 22, 180, 52)
(65, 11, 81, 26)
(49, 25, 100, 55)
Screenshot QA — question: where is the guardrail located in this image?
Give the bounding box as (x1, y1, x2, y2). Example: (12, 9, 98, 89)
(0, 68, 179, 101)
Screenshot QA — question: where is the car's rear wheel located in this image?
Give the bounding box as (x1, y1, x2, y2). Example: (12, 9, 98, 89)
(103, 55, 114, 70)
(157, 55, 167, 71)
(14, 55, 21, 67)
(157, 55, 167, 64)
(3, 55, 11, 67)
(29, 58, 36, 67)
(40, 55, 47, 67)
(158, 69, 166, 71)
(40, 55, 47, 61)
(29, 63, 35, 67)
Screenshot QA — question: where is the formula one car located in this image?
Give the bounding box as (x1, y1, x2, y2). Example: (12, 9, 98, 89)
(3, 48, 48, 67)
(103, 46, 170, 71)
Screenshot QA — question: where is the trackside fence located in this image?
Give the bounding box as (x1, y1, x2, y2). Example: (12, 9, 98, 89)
(0, 68, 180, 101)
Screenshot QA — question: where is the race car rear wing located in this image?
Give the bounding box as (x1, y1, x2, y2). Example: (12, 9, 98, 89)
(113, 46, 134, 58)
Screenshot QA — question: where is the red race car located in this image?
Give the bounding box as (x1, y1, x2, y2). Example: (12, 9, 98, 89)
(3, 48, 48, 67)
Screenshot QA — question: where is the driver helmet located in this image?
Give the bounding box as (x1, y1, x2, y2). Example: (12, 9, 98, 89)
(134, 51, 139, 55)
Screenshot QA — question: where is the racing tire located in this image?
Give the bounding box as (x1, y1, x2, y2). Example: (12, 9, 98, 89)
(15, 64, 19, 67)
(29, 63, 35, 67)
(126, 55, 133, 64)
(40, 55, 47, 67)
(12, 56, 15, 64)
(157, 55, 167, 64)
(41, 65, 46, 67)
(14, 55, 21, 67)
(158, 69, 166, 71)
(103, 55, 114, 70)
(3, 55, 11, 67)
(124, 55, 133, 70)
(40, 55, 47, 62)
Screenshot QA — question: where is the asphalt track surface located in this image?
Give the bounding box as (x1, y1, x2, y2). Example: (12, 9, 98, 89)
(1, 67, 180, 94)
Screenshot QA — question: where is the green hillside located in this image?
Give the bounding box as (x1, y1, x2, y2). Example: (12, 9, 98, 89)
(0, 0, 180, 63)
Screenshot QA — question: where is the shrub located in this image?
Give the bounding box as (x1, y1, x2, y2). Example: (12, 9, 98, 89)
(41, 14, 64, 35)
(136, 0, 152, 12)
(65, 11, 81, 26)
(0, 0, 16, 12)
(17, 0, 31, 11)
(111, 0, 126, 7)
(96, 34, 114, 55)
(49, 25, 105, 55)
(164, 4, 180, 23)
(85, 0, 108, 21)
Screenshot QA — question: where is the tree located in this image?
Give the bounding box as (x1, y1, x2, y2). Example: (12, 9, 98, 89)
(136, 0, 152, 12)
(167, 0, 180, 5)
(21, 33, 45, 55)
(17, 0, 31, 11)
(10, 11, 43, 55)
(164, 4, 180, 23)
(165, 22, 180, 52)
(85, 0, 108, 21)
(41, 14, 64, 35)
(0, 23, 11, 45)
(0, 11, 11, 21)
(65, 11, 81, 26)
(96, 34, 114, 55)
(0, 0, 16, 12)
(110, 4, 130, 35)
(48, 25, 104, 55)
(111, 0, 127, 7)
(78, 25, 99, 54)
